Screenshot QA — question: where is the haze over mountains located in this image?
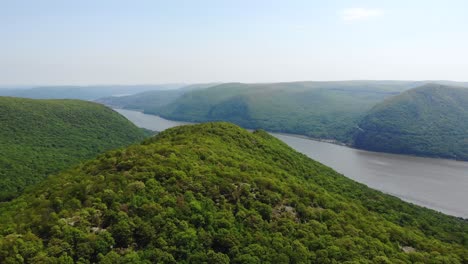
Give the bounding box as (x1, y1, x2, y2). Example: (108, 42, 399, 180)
(0, 84, 185, 100)
(97, 80, 468, 160)
(96, 83, 218, 111)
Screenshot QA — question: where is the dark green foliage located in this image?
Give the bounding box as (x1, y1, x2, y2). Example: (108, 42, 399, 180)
(0, 97, 147, 200)
(355, 84, 468, 160)
(0, 122, 466, 263)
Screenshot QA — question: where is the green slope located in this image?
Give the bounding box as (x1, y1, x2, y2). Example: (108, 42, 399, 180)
(143, 81, 425, 143)
(0, 97, 147, 200)
(354, 84, 468, 160)
(0, 123, 466, 263)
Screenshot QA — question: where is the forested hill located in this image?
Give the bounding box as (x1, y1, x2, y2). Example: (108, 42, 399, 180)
(0, 122, 466, 263)
(0, 97, 147, 200)
(117, 81, 422, 143)
(354, 84, 468, 160)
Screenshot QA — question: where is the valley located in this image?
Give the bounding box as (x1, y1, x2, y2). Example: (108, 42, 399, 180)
(3, 2, 468, 262)
(102, 81, 468, 160)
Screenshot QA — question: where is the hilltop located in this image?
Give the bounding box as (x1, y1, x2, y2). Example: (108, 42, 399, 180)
(354, 84, 468, 160)
(0, 97, 147, 200)
(0, 122, 466, 263)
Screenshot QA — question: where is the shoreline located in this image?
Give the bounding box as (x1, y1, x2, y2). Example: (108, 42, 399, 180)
(114, 107, 467, 164)
(114, 108, 468, 219)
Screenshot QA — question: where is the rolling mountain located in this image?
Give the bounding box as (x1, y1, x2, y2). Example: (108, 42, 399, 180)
(0, 97, 147, 200)
(101, 81, 426, 143)
(0, 123, 466, 263)
(95, 83, 218, 112)
(354, 84, 468, 160)
(0, 84, 185, 100)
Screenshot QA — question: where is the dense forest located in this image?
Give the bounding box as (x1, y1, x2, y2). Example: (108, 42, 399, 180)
(98, 81, 468, 160)
(0, 97, 147, 200)
(0, 122, 466, 263)
(102, 81, 422, 143)
(355, 84, 468, 160)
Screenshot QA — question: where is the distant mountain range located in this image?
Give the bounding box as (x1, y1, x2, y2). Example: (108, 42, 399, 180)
(5, 81, 465, 161)
(0, 84, 186, 100)
(99, 81, 420, 141)
(95, 83, 218, 111)
(97, 81, 468, 160)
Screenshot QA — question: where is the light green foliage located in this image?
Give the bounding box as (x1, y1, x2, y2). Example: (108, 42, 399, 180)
(0, 123, 466, 263)
(0, 97, 147, 200)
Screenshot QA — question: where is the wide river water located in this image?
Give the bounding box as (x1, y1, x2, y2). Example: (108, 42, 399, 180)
(116, 109, 468, 218)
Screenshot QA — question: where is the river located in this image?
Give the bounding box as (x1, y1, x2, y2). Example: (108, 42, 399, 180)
(116, 109, 468, 218)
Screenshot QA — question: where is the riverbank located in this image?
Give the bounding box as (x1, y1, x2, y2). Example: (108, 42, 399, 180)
(115, 107, 467, 163)
(115, 108, 468, 219)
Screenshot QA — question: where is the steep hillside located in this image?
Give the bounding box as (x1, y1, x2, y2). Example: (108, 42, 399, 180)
(0, 123, 466, 263)
(0, 97, 147, 200)
(135, 81, 424, 142)
(354, 84, 468, 160)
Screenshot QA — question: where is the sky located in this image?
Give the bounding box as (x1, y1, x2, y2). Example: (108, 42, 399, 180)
(1, 0, 468, 85)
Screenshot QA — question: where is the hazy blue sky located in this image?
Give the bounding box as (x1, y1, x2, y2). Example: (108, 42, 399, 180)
(1, 0, 467, 85)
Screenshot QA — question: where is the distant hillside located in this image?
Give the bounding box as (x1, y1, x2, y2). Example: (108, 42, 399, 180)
(0, 122, 466, 263)
(0, 84, 185, 100)
(150, 81, 423, 142)
(0, 97, 147, 200)
(354, 84, 468, 160)
(96, 83, 218, 112)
